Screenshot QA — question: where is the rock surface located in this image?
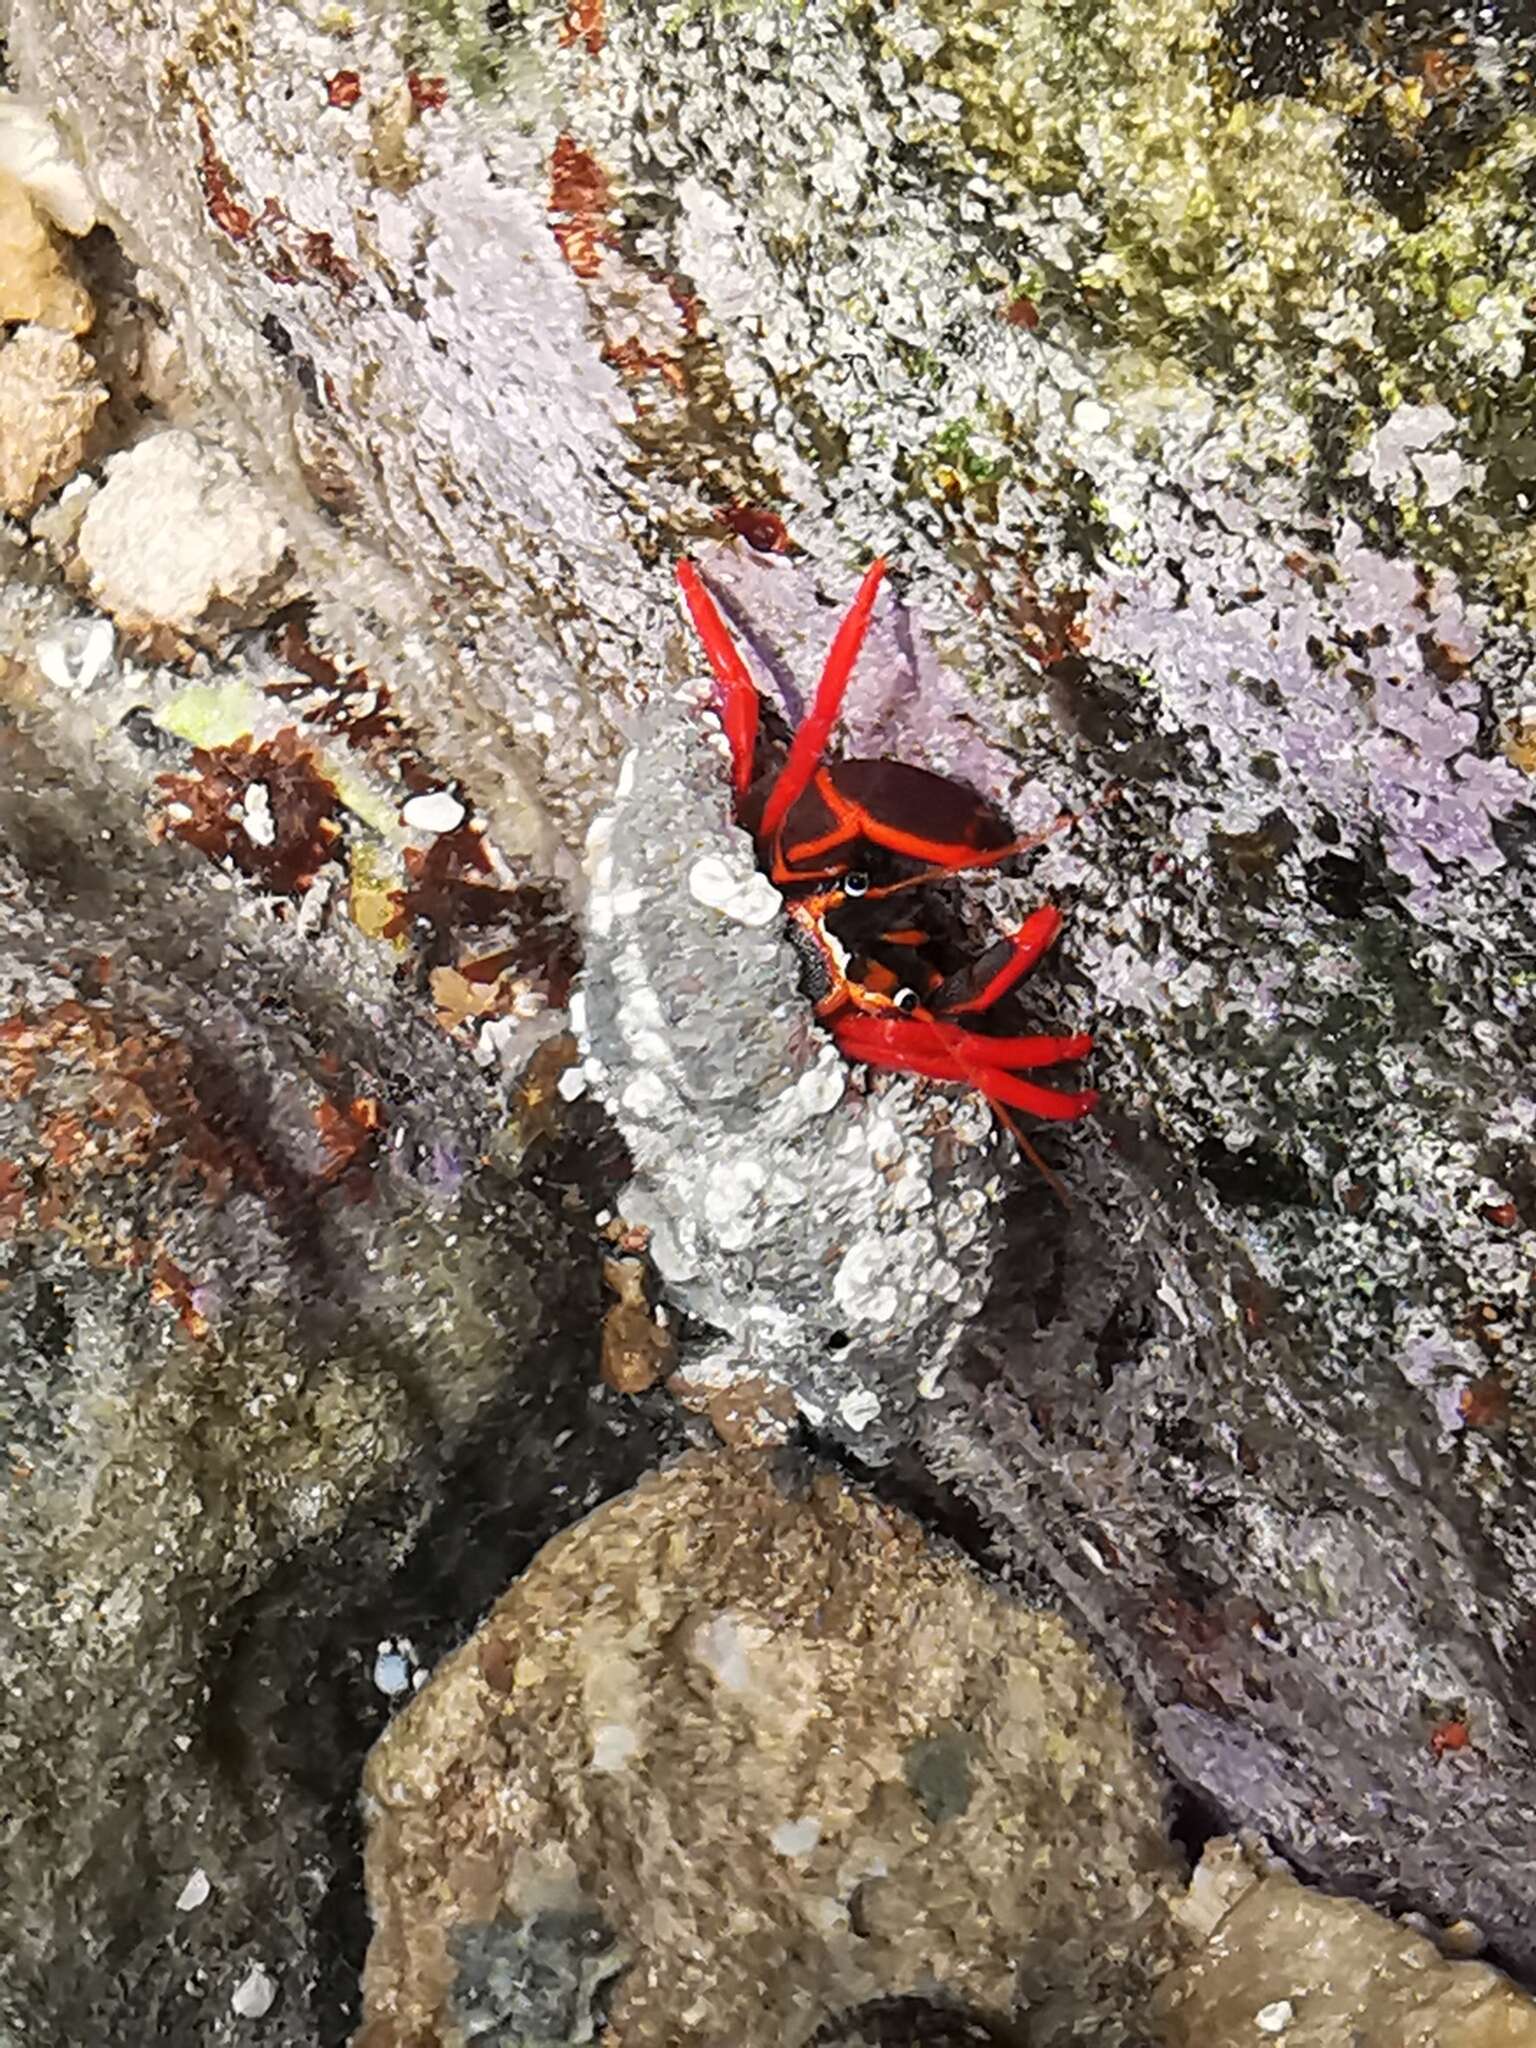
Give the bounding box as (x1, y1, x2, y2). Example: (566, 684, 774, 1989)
(1158, 1837, 1536, 2046)
(0, 564, 678, 2046)
(0, 0, 1534, 2027)
(0, 320, 105, 514)
(357, 1453, 1183, 2048)
(577, 688, 1006, 1449)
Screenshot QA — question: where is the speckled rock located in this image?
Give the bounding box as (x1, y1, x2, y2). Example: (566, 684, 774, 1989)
(0, 322, 105, 515)
(72, 428, 296, 653)
(576, 682, 1006, 1452)
(1156, 1837, 1536, 2045)
(356, 1453, 1183, 2048)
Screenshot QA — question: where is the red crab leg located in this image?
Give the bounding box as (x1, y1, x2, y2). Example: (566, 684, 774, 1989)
(835, 1011, 1094, 1079)
(833, 1014, 1098, 1122)
(940, 906, 1064, 1016)
(759, 558, 887, 844)
(676, 559, 760, 801)
(843, 1007, 1097, 1073)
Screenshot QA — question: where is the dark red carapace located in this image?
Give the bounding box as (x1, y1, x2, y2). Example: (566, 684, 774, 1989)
(675, 556, 1097, 1145)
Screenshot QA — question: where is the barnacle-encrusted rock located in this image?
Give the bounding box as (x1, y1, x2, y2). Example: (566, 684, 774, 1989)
(0, 165, 91, 333)
(1156, 1837, 1536, 2044)
(356, 1454, 1183, 2048)
(0, 323, 105, 516)
(72, 428, 295, 654)
(576, 689, 1004, 1448)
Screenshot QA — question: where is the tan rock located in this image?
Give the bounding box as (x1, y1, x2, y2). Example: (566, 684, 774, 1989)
(0, 95, 100, 236)
(73, 429, 295, 655)
(0, 324, 105, 516)
(1157, 1837, 1536, 2046)
(0, 167, 91, 334)
(598, 1256, 675, 1393)
(357, 1453, 1182, 2048)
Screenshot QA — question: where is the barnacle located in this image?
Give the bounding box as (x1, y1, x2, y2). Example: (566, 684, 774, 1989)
(573, 600, 1009, 1449)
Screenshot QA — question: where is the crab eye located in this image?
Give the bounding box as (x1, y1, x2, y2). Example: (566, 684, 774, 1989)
(893, 988, 919, 1013)
(843, 871, 871, 898)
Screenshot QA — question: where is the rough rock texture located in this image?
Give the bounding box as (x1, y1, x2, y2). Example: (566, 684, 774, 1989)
(72, 427, 296, 650)
(0, 161, 90, 330)
(0, 0, 1533, 2027)
(0, 320, 105, 514)
(1157, 1837, 1536, 2045)
(0, 558, 679, 2047)
(577, 687, 1004, 1448)
(357, 1453, 1183, 2048)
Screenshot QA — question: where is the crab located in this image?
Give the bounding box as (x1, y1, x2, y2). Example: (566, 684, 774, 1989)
(675, 555, 1098, 1150)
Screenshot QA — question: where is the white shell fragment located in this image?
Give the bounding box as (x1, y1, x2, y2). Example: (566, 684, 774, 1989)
(687, 853, 782, 927)
(401, 789, 466, 835)
(230, 1964, 276, 2019)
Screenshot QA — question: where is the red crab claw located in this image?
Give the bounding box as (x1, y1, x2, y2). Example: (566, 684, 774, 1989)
(676, 558, 760, 801)
(832, 1011, 1098, 1124)
(932, 905, 1065, 1017)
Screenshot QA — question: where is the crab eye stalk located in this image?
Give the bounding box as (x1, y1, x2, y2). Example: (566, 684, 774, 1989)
(844, 871, 871, 898)
(893, 988, 919, 1013)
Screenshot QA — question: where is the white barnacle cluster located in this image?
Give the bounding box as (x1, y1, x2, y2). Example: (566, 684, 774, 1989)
(574, 692, 1004, 1449)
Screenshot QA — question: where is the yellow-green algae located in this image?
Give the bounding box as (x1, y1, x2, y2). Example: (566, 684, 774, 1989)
(877, 0, 1536, 603)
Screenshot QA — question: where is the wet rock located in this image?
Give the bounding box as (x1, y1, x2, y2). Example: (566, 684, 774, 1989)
(356, 1453, 1182, 2048)
(0, 643, 678, 2047)
(0, 322, 105, 515)
(72, 429, 296, 655)
(0, 163, 90, 332)
(576, 691, 1004, 1454)
(1156, 1837, 1536, 2044)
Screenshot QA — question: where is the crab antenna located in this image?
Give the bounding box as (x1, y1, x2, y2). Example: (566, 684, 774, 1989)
(860, 787, 1121, 903)
(676, 559, 760, 801)
(760, 557, 887, 844)
(991, 1103, 1073, 1211)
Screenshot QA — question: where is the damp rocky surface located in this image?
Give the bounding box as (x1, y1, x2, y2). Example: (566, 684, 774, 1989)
(355, 1453, 1184, 2048)
(0, 0, 1534, 2041)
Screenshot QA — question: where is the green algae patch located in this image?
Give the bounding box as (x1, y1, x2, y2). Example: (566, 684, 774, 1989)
(398, 0, 558, 101)
(876, 0, 1379, 359)
(154, 679, 268, 749)
(876, 0, 1536, 608)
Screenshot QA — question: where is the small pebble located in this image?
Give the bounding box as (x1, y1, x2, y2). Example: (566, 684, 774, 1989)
(231, 1964, 276, 2019)
(401, 789, 466, 835)
(373, 1640, 414, 1697)
(770, 1816, 822, 1857)
(241, 782, 275, 847)
(838, 1387, 882, 1432)
(1255, 2000, 1294, 2034)
(175, 1868, 211, 1912)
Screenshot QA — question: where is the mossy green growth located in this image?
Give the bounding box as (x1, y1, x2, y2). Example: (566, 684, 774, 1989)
(878, 0, 1378, 363)
(399, 0, 556, 100)
(930, 417, 1009, 483)
(881, 0, 1536, 606)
